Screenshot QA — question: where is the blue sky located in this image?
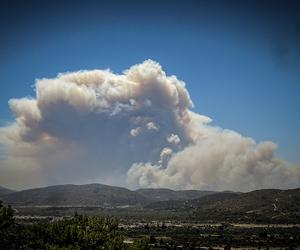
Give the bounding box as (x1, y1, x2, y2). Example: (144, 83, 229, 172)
(1, 0, 300, 163)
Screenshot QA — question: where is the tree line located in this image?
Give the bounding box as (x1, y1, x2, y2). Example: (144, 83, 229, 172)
(0, 201, 149, 250)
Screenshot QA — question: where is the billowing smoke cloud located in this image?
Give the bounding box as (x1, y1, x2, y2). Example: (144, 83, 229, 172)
(0, 60, 299, 191)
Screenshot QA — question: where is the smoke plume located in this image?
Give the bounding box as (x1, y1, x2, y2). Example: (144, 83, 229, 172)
(0, 60, 299, 191)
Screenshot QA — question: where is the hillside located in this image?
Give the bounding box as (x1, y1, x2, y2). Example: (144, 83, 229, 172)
(144, 188, 300, 223)
(2, 183, 300, 223)
(1, 184, 148, 206)
(191, 188, 300, 223)
(136, 188, 216, 202)
(145, 192, 239, 210)
(2, 184, 216, 207)
(0, 185, 15, 198)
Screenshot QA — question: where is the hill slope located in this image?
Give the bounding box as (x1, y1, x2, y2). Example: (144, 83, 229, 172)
(144, 188, 300, 223)
(2, 184, 148, 206)
(3, 183, 299, 223)
(191, 188, 300, 223)
(136, 188, 216, 202)
(2, 184, 217, 206)
(0, 186, 16, 198)
(145, 192, 239, 210)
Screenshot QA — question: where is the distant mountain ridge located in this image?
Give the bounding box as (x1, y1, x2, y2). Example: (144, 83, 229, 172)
(0, 183, 214, 206)
(1, 184, 147, 206)
(1, 183, 299, 223)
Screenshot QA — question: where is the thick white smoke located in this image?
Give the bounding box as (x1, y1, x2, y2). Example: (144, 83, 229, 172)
(0, 60, 299, 191)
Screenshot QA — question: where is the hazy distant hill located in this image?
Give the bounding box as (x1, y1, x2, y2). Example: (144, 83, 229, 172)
(2, 184, 217, 206)
(1, 184, 148, 206)
(136, 188, 216, 202)
(0, 186, 15, 198)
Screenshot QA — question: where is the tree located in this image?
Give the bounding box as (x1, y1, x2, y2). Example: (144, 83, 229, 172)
(130, 237, 150, 250)
(0, 200, 16, 249)
(0, 200, 14, 229)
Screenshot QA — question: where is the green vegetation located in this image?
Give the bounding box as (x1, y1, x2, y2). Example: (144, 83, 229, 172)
(0, 201, 149, 250)
(1, 200, 300, 249)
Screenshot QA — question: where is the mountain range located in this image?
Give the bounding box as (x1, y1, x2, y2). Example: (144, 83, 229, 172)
(1, 183, 299, 223)
(0, 183, 214, 206)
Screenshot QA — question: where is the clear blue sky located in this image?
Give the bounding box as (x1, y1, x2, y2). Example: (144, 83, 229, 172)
(0, 0, 299, 163)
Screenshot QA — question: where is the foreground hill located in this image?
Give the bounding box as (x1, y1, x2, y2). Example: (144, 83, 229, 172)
(0, 185, 15, 198)
(192, 188, 300, 223)
(145, 188, 300, 223)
